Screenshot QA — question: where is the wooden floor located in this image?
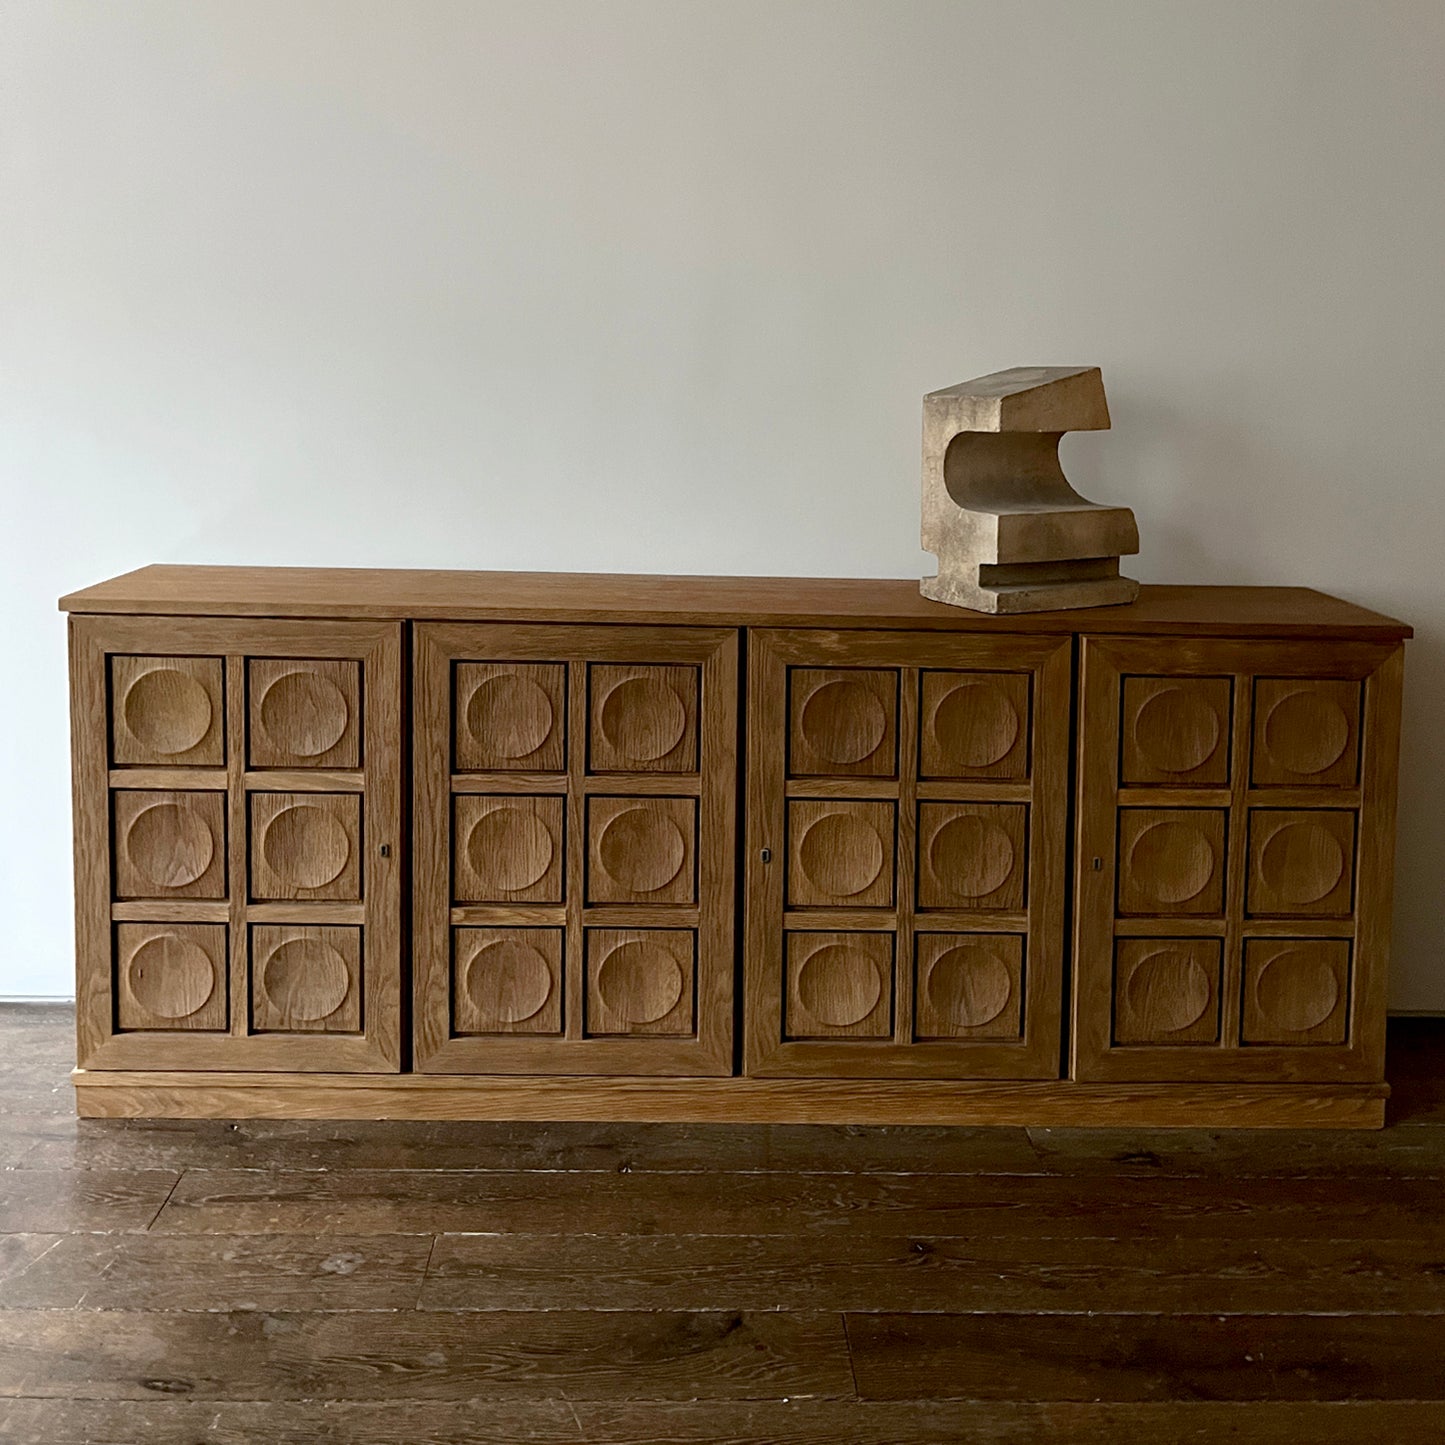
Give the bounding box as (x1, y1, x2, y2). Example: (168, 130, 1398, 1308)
(2, 1007, 1444, 1444)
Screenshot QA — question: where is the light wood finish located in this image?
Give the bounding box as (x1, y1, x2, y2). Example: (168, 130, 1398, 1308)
(59, 566, 1412, 641)
(64, 569, 1410, 1127)
(413, 623, 736, 1076)
(71, 1068, 1387, 1127)
(1073, 636, 1404, 1085)
(69, 616, 402, 1072)
(919, 366, 1141, 613)
(747, 629, 1071, 1080)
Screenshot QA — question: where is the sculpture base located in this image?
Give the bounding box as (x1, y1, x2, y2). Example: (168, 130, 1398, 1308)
(923, 563, 1140, 615)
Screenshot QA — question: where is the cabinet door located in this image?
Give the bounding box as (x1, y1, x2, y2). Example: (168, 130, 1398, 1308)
(71, 616, 402, 1071)
(745, 629, 1070, 1078)
(413, 623, 737, 1074)
(1074, 637, 1404, 1083)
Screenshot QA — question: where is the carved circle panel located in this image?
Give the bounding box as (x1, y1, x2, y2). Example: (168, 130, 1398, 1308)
(1254, 949, 1340, 1033)
(262, 805, 352, 890)
(1127, 821, 1217, 905)
(924, 943, 1013, 1029)
(928, 814, 1015, 900)
(122, 668, 214, 756)
(800, 680, 888, 766)
(598, 677, 688, 762)
(124, 802, 214, 889)
(127, 933, 217, 1020)
(595, 940, 685, 1025)
(261, 937, 352, 1023)
(798, 813, 886, 899)
(467, 674, 555, 761)
(1251, 813, 1354, 914)
(258, 671, 350, 758)
(467, 808, 554, 892)
(922, 673, 1028, 778)
(465, 938, 554, 1025)
(1261, 691, 1352, 776)
(797, 944, 884, 1027)
(596, 808, 687, 894)
(1125, 951, 1211, 1032)
(1134, 688, 1221, 774)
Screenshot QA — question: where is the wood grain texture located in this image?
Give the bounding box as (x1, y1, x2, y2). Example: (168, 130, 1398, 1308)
(413, 623, 736, 1077)
(58, 567, 1413, 640)
(747, 629, 1071, 1081)
(1073, 636, 1402, 1086)
(69, 617, 402, 1074)
(73, 1069, 1388, 1128)
(0, 1308, 851, 1401)
(144, 1167, 1438, 1239)
(845, 1311, 1445, 1401)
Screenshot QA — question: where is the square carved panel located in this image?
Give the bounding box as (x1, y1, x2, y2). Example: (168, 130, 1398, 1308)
(1112, 938, 1222, 1046)
(115, 922, 228, 1031)
(250, 792, 363, 902)
(248, 659, 361, 769)
(916, 802, 1027, 911)
(1116, 808, 1228, 917)
(786, 799, 896, 909)
(585, 928, 695, 1036)
(788, 668, 898, 778)
(913, 933, 1024, 1040)
(588, 664, 699, 773)
(110, 656, 225, 767)
(1246, 809, 1356, 917)
(453, 927, 564, 1035)
(453, 795, 565, 904)
(1120, 676, 1232, 787)
(586, 796, 697, 905)
(1251, 678, 1362, 788)
(1241, 938, 1350, 1046)
(785, 931, 894, 1039)
(250, 925, 361, 1033)
(918, 671, 1030, 780)
(455, 662, 566, 773)
(112, 790, 227, 900)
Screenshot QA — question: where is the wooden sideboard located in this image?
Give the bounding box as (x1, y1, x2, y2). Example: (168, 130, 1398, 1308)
(61, 566, 1409, 1127)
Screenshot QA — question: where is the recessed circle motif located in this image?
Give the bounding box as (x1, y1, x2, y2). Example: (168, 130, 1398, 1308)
(259, 671, 350, 758)
(599, 677, 687, 762)
(798, 813, 885, 898)
(1254, 949, 1340, 1033)
(799, 680, 887, 765)
(931, 682, 1020, 769)
(465, 939, 553, 1024)
(1263, 692, 1351, 776)
(595, 941, 685, 1024)
(797, 944, 883, 1027)
(597, 809, 686, 893)
(467, 808, 553, 893)
(1124, 950, 1212, 1034)
(123, 669, 213, 755)
(467, 674, 554, 760)
(125, 802, 214, 888)
(1127, 820, 1217, 905)
(1133, 687, 1222, 774)
(927, 815, 1014, 899)
(127, 933, 215, 1020)
(925, 944, 1013, 1028)
(261, 805, 351, 889)
(261, 937, 350, 1022)
(1259, 823, 1346, 905)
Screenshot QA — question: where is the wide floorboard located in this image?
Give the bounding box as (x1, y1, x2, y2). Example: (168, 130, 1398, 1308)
(2, 1005, 1443, 1443)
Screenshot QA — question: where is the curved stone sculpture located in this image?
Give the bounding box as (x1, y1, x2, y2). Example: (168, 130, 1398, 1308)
(921, 365, 1140, 613)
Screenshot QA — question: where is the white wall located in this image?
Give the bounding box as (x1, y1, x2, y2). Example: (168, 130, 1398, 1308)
(3, 0, 1442, 1006)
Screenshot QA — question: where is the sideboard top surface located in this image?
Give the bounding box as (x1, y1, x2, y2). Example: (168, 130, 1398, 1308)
(59, 565, 1411, 640)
